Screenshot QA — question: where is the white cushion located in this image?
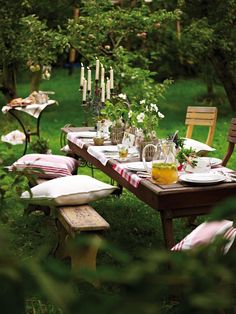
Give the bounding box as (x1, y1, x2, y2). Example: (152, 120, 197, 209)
(183, 138, 215, 153)
(171, 220, 236, 254)
(21, 175, 118, 206)
(11, 154, 78, 179)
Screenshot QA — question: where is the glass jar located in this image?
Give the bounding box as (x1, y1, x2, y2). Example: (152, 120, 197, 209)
(142, 140, 178, 184)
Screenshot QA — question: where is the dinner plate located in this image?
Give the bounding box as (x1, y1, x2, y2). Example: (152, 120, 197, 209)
(75, 131, 98, 138)
(179, 173, 225, 184)
(126, 161, 152, 172)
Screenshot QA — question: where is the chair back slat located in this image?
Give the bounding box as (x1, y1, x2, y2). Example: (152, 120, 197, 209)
(185, 118, 216, 126)
(185, 106, 218, 146)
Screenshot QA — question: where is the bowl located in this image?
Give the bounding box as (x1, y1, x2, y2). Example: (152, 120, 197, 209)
(93, 137, 105, 146)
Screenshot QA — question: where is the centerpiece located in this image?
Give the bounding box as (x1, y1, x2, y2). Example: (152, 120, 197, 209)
(128, 99, 165, 160)
(100, 93, 130, 144)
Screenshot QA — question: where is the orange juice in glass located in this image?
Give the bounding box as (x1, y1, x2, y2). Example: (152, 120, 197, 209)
(151, 162, 178, 184)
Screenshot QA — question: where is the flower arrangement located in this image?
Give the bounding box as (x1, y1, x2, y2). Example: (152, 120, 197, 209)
(129, 99, 165, 141)
(100, 93, 130, 127)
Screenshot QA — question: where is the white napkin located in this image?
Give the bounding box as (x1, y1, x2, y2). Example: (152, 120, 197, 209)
(1, 130, 25, 145)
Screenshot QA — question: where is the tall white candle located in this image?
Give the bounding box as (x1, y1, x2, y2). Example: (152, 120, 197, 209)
(87, 67, 91, 92)
(95, 58, 100, 81)
(110, 66, 114, 89)
(101, 65, 105, 86)
(101, 82, 105, 102)
(80, 63, 84, 87)
(106, 78, 111, 100)
(82, 79, 87, 101)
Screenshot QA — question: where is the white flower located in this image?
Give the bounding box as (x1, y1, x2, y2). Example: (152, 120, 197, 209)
(121, 72, 125, 77)
(137, 112, 145, 123)
(145, 106, 149, 112)
(158, 112, 165, 119)
(118, 93, 127, 100)
(140, 99, 146, 105)
(128, 110, 133, 118)
(150, 103, 158, 112)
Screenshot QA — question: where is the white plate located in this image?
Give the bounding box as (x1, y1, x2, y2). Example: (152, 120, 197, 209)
(126, 161, 152, 172)
(102, 146, 118, 153)
(180, 173, 225, 184)
(75, 131, 98, 138)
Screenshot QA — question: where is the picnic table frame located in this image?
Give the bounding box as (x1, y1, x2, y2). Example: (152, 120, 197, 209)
(66, 127, 236, 249)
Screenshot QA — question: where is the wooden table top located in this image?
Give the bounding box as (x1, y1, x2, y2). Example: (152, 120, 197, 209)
(65, 127, 236, 216)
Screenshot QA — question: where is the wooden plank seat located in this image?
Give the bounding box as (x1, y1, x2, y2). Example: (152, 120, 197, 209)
(54, 204, 110, 284)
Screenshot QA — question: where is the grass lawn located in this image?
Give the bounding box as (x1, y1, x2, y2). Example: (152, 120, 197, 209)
(0, 67, 235, 311)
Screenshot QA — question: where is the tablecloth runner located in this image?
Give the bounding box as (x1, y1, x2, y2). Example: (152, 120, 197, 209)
(112, 163, 142, 188)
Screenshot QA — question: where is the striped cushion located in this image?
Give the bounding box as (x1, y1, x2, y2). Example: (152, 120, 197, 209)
(11, 154, 79, 179)
(171, 220, 236, 254)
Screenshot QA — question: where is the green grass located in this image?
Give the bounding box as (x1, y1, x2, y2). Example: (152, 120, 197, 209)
(0, 68, 236, 311)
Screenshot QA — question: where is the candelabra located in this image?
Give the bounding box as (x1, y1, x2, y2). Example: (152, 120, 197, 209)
(79, 60, 114, 127)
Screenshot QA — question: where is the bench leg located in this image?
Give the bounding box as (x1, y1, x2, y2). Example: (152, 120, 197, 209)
(70, 234, 102, 272)
(54, 220, 102, 286)
(54, 219, 69, 260)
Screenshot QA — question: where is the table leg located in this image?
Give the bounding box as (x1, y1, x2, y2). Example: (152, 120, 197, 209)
(160, 212, 175, 249)
(9, 110, 29, 155)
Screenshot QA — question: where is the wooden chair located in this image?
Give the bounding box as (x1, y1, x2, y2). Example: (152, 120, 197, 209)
(221, 118, 236, 167)
(185, 106, 218, 146)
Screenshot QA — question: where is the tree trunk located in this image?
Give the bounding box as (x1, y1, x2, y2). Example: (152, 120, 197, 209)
(210, 50, 236, 111)
(1, 63, 17, 101)
(30, 71, 41, 93)
(206, 72, 214, 99)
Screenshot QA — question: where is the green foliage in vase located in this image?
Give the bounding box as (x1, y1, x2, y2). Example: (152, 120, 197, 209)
(176, 146, 198, 166)
(100, 93, 129, 127)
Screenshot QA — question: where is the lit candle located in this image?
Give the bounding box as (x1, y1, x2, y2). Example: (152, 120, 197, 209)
(101, 82, 105, 102)
(106, 78, 111, 100)
(87, 67, 91, 92)
(82, 78, 87, 101)
(95, 58, 100, 81)
(110, 66, 114, 89)
(101, 64, 105, 86)
(80, 63, 84, 88)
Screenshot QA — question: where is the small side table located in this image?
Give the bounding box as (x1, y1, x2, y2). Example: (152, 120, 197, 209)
(2, 100, 56, 155)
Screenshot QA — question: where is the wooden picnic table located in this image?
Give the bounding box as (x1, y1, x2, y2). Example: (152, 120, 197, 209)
(65, 127, 236, 249)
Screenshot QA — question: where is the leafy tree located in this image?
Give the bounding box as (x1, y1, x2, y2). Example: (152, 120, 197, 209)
(66, 0, 177, 118)
(0, 1, 70, 101)
(178, 0, 236, 111)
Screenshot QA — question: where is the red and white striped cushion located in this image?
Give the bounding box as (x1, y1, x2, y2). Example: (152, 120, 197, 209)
(11, 154, 79, 179)
(171, 220, 236, 254)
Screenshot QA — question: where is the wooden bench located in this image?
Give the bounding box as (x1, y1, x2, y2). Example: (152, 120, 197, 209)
(25, 177, 111, 284)
(54, 204, 110, 285)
